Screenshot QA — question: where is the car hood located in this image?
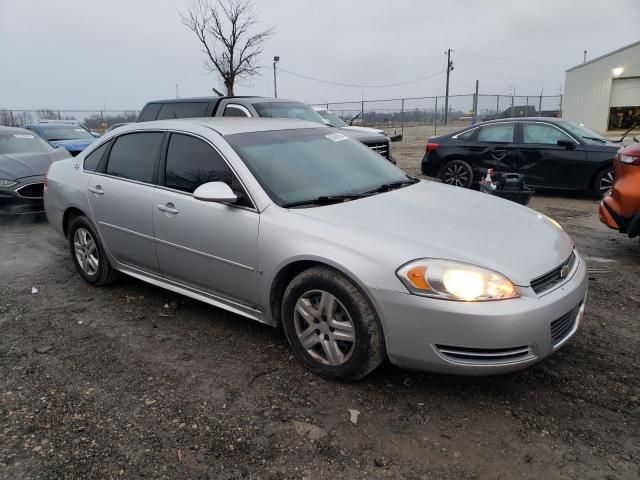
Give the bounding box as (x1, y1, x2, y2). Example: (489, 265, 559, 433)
(292, 181, 574, 286)
(339, 128, 389, 145)
(49, 138, 95, 152)
(0, 148, 70, 181)
(343, 125, 386, 136)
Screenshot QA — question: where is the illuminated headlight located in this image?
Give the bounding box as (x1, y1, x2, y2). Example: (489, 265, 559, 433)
(0, 179, 17, 188)
(396, 259, 518, 301)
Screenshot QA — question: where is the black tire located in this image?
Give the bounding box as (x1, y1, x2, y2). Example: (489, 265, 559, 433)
(440, 159, 474, 188)
(594, 166, 615, 198)
(68, 215, 118, 286)
(281, 266, 385, 381)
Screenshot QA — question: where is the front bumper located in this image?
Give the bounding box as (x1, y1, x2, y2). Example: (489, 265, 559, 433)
(0, 177, 45, 214)
(368, 254, 588, 375)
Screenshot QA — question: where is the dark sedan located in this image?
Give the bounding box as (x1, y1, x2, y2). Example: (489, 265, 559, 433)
(0, 127, 70, 214)
(421, 118, 619, 196)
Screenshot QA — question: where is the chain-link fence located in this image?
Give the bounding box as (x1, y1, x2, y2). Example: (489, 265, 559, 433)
(313, 94, 563, 136)
(0, 109, 139, 132)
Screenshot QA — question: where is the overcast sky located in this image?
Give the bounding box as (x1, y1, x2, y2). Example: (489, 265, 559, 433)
(1, 0, 639, 111)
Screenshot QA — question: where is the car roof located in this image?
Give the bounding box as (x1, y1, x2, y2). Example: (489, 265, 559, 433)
(115, 117, 326, 136)
(143, 96, 302, 104)
(0, 126, 38, 134)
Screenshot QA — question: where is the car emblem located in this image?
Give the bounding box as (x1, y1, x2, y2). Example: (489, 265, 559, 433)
(560, 264, 570, 278)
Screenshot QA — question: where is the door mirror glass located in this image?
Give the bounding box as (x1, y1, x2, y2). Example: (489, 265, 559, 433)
(193, 181, 237, 203)
(557, 139, 575, 149)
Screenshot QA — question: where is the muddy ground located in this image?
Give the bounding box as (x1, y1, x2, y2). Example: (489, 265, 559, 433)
(1, 146, 639, 479)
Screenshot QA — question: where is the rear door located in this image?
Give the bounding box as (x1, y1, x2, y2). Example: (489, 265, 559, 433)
(465, 122, 519, 175)
(152, 132, 259, 306)
(517, 121, 586, 188)
(87, 131, 164, 274)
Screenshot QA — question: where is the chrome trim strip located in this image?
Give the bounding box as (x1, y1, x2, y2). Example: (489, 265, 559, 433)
(99, 221, 254, 272)
(532, 250, 579, 297)
(153, 236, 254, 271)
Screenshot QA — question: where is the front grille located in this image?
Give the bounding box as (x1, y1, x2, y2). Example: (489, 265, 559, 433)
(530, 251, 577, 294)
(368, 142, 389, 158)
(16, 182, 44, 199)
(434, 344, 534, 365)
(551, 303, 581, 346)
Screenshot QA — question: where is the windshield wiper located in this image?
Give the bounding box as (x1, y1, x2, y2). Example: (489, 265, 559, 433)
(281, 193, 369, 208)
(362, 177, 419, 194)
(582, 136, 607, 144)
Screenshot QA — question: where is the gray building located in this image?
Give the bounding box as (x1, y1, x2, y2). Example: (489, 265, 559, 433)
(563, 41, 640, 133)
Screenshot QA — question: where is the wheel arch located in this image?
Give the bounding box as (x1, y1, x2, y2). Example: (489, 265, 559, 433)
(268, 257, 379, 328)
(588, 161, 614, 191)
(62, 206, 89, 239)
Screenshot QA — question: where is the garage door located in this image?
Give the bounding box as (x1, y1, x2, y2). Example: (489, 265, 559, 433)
(610, 77, 640, 107)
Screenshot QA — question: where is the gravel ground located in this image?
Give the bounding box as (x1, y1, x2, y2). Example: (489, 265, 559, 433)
(1, 147, 639, 479)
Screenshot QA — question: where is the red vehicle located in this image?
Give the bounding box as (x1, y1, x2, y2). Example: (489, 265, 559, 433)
(599, 142, 640, 240)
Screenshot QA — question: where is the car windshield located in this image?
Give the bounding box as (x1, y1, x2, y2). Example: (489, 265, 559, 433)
(226, 128, 410, 207)
(0, 132, 54, 154)
(253, 102, 326, 125)
(557, 121, 609, 145)
(40, 125, 94, 141)
(317, 110, 348, 128)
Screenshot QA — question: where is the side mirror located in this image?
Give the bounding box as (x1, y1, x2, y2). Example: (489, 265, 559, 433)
(91, 132, 102, 138)
(193, 181, 237, 203)
(557, 139, 576, 149)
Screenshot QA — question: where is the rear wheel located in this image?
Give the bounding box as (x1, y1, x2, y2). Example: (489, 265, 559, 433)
(68, 216, 118, 286)
(440, 159, 474, 188)
(281, 267, 385, 381)
(594, 166, 615, 197)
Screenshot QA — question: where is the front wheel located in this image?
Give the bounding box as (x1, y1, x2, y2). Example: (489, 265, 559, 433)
(68, 216, 118, 286)
(440, 159, 474, 188)
(594, 167, 615, 198)
(281, 267, 385, 381)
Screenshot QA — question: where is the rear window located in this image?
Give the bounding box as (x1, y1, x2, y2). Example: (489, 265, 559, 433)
(105, 132, 163, 183)
(156, 102, 209, 120)
(83, 141, 110, 172)
(138, 103, 162, 122)
(0, 132, 53, 154)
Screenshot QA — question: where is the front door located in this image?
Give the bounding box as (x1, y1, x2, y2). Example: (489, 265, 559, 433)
(152, 132, 259, 306)
(517, 121, 587, 188)
(88, 131, 164, 274)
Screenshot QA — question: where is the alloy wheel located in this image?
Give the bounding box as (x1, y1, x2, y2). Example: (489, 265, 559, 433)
(443, 162, 470, 187)
(599, 169, 615, 195)
(293, 290, 356, 366)
(74, 228, 99, 276)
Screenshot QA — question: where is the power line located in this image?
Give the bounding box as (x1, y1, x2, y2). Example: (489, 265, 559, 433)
(277, 67, 445, 88)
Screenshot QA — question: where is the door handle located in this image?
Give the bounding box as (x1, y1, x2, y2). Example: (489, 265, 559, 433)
(88, 185, 104, 195)
(157, 203, 178, 214)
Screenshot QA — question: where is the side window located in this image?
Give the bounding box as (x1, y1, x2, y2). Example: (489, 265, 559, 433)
(223, 105, 251, 117)
(522, 123, 572, 145)
(83, 141, 110, 172)
(456, 129, 475, 140)
(105, 132, 163, 183)
(165, 133, 252, 207)
(156, 102, 209, 120)
(477, 123, 515, 143)
(138, 103, 162, 122)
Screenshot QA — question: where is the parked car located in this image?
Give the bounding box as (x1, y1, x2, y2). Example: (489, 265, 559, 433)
(421, 118, 619, 197)
(599, 142, 640, 239)
(0, 126, 70, 214)
(312, 107, 403, 143)
(44, 118, 587, 380)
(137, 96, 395, 162)
(24, 120, 97, 156)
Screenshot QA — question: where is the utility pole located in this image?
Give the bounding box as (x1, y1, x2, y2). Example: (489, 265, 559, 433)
(273, 56, 280, 98)
(444, 49, 454, 125)
(175, 83, 179, 99)
(583, 50, 587, 63)
(472, 79, 479, 124)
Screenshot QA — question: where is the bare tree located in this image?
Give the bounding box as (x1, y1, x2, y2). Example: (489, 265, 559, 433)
(181, 0, 273, 96)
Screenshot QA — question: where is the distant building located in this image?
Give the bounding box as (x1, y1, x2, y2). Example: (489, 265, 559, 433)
(563, 41, 640, 132)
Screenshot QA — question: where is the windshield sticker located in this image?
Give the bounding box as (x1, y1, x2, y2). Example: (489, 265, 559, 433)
(13, 134, 35, 139)
(326, 133, 348, 142)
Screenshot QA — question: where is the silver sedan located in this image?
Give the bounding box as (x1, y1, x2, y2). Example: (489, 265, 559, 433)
(44, 118, 587, 380)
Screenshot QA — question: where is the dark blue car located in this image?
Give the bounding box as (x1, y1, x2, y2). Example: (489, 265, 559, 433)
(23, 121, 97, 156)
